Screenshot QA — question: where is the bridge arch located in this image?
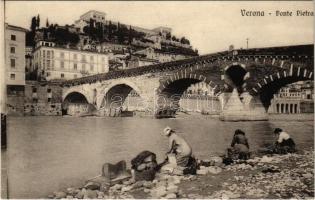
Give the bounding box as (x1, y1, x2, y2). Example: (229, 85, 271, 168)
(156, 71, 222, 116)
(247, 67, 313, 109)
(99, 80, 144, 111)
(63, 91, 89, 103)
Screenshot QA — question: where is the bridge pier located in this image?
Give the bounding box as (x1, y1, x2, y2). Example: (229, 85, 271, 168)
(219, 89, 268, 121)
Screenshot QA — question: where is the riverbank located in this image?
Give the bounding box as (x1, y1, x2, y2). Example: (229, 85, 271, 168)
(48, 150, 314, 199)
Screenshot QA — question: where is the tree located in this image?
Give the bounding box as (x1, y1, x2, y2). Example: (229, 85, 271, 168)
(36, 14, 40, 28)
(46, 18, 49, 27)
(166, 32, 171, 40)
(30, 16, 37, 32)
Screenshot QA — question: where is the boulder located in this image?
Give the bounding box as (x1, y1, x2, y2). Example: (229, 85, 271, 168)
(143, 181, 154, 188)
(210, 156, 223, 166)
(53, 191, 67, 199)
(167, 184, 178, 193)
(302, 173, 313, 179)
(196, 169, 208, 175)
(84, 181, 101, 190)
(165, 193, 177, 199)
(74, 191, 84, 199)
(150, 186, 167, 198)
(132, 180, 145, 189)
(208, 166, 222, 174)
(47, 194, 54, 199)
(66, 195, 73, 199)
(121, 185, 133, 192)
(84, 189, 97, 199)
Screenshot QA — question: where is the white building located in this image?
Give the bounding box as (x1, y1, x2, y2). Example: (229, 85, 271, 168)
(74, 10, 106, 33)
(5, 23, 28, 86)
(33, 41, 109, 80)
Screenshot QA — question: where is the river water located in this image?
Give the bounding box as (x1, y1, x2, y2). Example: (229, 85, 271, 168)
(6, 115, 314, 198)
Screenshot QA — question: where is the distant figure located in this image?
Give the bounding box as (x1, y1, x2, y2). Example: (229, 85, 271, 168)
(229, 129, 250, 160)
(162, 126, 192, 167)
(273, 128, 296, 154)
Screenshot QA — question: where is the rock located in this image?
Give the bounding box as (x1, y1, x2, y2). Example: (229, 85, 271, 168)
(165, 193, 177, 199)
(132, 181, 145, 189)
(196, 169, 208, 175)
(302, 173, 313, 179)
(208, 166, 222, 174)
(84, 189, 97, 199)
(143, 181, 154, 188)
(150, 186, 167, 198)
(143, 188, 150, 193)
(66, 195, 73, 199)
(53, 191, 67, 199)
(74, 191, 84, 199)
(167, 184, 178, 193)
(110, 184, 123, 191)
(66, 188, 76, 195)
(121, 185, 133, 192)
(47, 194, 54, 199)
(84, 181, 101, 190)
(260, 156, 273, 163)
(210, 156, 223, 166)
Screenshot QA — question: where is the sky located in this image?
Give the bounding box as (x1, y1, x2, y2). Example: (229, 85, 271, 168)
(4, 1, 314, 54)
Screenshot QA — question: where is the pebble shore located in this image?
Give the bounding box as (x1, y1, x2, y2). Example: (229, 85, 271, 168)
(49, 150, 314, 199)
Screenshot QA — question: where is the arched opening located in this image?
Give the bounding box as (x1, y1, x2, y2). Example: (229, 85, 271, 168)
(224, 64, 248, 93)
(259, 76, 312, 111)
(157, 78, 221, 118)
(62, 92, 92, 116)
(264, 79, 313, 113)
(101, 84, 142, 117)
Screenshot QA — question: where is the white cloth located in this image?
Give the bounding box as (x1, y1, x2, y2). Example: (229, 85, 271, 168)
(277, 131, 290, 143)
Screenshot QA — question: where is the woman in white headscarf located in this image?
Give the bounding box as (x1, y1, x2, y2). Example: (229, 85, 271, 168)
(162, 126, 192, 167)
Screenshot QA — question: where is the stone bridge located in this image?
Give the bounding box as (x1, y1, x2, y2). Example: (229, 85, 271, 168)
(62, 44, 314, 120)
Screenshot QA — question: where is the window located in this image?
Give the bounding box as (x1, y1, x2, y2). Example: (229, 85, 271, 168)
(74, 74, 77, 78)
(33, 98, 38, 103)
(47, 72, 51, 77)
(90, 56, 94, 61)
(60, 61, 64, 69)
(10, 47, 15, 53)
(90, 64, 94, 71)
(47, 98, 51, 103)
(47, 51, 50, 58)
(60, 52, 64, 58)
(10, 59, 15, 68)
(32, 87, 37, 93)
(47, 88, 51, 93)
(11, 35, 16, 41)
(61, 73, 65, 78)
(73, 54, 77, 60)
(10, 73, 15, 80)
(73, 63, 77, 70)
(82, 64, 86, 71)
(82, 55, 86, 61)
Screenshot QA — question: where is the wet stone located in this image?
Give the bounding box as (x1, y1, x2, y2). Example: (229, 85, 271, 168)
(53, 191, 67, 199)
(84, 181, 101, 190)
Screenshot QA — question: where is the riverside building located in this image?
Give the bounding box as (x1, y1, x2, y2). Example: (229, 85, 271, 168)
(268, 81, 314, 114)
(33, 40, 109, 80)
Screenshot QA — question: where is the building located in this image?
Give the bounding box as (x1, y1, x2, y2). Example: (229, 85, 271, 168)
(268, 81, 314, 114)
(33, 40, 109, 80)
(74, 10, 106, 33)
(5, 24, 28, 115)
(184, 82, 215, 96)
(134, 47, 190, 63)
(126, 56, 159, 69)
(5, 23, 27, 86)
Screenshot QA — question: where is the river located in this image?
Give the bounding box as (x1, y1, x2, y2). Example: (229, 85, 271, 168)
(5, 114, 314, 198)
